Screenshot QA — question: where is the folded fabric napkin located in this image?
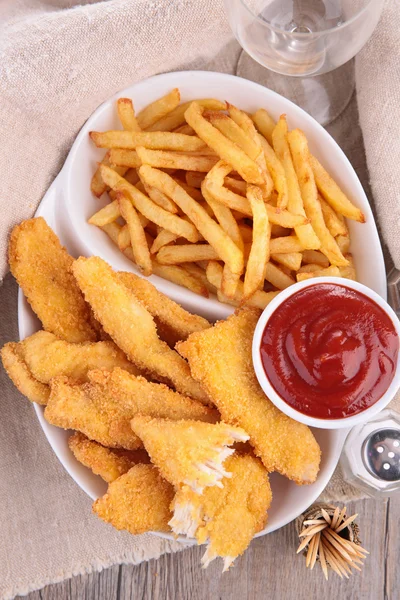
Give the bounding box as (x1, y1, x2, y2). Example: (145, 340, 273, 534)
(0, 1, 398, 598)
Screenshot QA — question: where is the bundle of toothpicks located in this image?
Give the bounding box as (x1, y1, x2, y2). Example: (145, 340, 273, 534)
(296, 504, 369, 580)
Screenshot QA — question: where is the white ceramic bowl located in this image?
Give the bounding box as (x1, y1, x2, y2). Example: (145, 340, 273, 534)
(17, 71, 387, 538)
(253, 277, 400, 430)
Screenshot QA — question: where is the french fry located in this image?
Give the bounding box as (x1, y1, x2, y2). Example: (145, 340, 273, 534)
(173, 180, 203, 202)
(117, 98, 141, 132)
(206, 261, 279, 310)
(270, 224, 290, 237)
(147, 98, 227, 132)
(90, 153, 128, 198)
(136, 146, 218, 172)
(265, 262, 295, 289)
(336, 234, 351, 254)
(244, 185, 270, 299)
(302, 249, 330, 267)
(297, 263, 323, 274)
(206, 112, 261, 161)
(320, 195, 348, 237)
(100, 165, 199, 243)
(296, 265, 341, 282)
(109, 149, 141, 168)
(117, 192, 152, 276)
(201, 181, 243, 251)
(269, 235, 304, 254)
(226, 104, 274, 199)
(220, 264, 241, 299)
(156, 244, 219, 265)
(185, 102, 264, 184)
(272, 252, 302, 271)
(139, 165, 244, 275)
(238, 223, 253, 243)
(124, 168, 140, 186)
(137, 88, 180, 130)
(152, 262, 209, 297)
(150, 229, 179, 254)
(287, 129, 348, 267)
(140, 180, 178, 214)
(224, 176, 247, 195)
(251, 108, 276, 145)
(174, 124, 195, 135)
(118, 224, 131, 251)
(89, 130, 205, 152)
(339, 254, 357, 280)
(310, 155, 365, 222)
(88, 200, 121, 226)
(272, 116, 320, 248)
(257, 133, 288, 208)
(183, 263, 217, 294)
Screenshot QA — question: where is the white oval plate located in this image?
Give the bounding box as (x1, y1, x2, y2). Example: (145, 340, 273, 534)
(18, 71, 386, 539)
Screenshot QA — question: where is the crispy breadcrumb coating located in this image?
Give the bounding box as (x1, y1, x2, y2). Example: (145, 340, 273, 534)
(45, 377, 142, 449)
(72, 256, 210, 404)
(170, 454, 272, 571)
(177, 309, 321, 485)
(68, 432, 150, 483)
(117, 271, 211, 346)
(8, 218, 98, 342)
(93, 464, 174, 534)
(87, 368, 218, 424)
(20, 330, 139, 384)
(1, 342, 50, 405)
(131, 415, 248, 492)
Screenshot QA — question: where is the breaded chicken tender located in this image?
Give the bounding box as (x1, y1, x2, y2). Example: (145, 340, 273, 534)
(9, 218, 98, 343)
(177, 309, 321, 485)
(170, 454, 272, 571)
(117, 271, 211, 346)
(72, 256, 209, 404)
(87, 368, 218, 424)
(45, 377, 142, 449)
(1, 342, 50, 405)
(20, 330, 139, 384)
(131, 415, 248, 493)
(68, 432, 150, 483)
(93, 464, 174, 534)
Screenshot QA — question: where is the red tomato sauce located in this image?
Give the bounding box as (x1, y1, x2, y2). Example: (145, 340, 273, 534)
(260, 283, 399, 419)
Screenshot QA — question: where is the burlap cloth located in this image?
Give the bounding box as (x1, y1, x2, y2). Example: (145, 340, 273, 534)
(1, 1, 399, 598)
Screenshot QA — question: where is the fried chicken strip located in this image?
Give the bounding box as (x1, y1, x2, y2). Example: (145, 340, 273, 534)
(131, 415, 248, 493)
(72, 256, 209, 404)
(45, 377, 142, 450)
(9, 218, 98, 342)
(87, 368, 218, 423)
(117, 271, 211, 346)
(93, 464, 174, 534)
(170, 454, 272, 571)
(177, 309, 321, 484)
(1, 342, 50, 405)
(68, 432, 150, 483)
(20, 330, 139, 384)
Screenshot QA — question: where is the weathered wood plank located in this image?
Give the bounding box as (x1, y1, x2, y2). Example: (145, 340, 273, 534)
(20, 498, 390, 600)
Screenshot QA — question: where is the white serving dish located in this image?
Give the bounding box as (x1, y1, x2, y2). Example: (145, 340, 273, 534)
(18, 71, 386, 539)
(253, 277, 400, 429)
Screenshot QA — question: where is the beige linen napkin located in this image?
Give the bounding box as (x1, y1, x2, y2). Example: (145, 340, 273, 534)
(0, 0, 399, 597)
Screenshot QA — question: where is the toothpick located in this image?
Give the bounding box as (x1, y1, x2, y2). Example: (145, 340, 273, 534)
(335, 513, 358, 533)
(318, 538, 329, 580)
(310, 532, 320, 570)
(299, 522, 328, 537)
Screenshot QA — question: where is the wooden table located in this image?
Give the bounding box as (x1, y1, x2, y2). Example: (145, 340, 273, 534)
(19, 496, 399, 600)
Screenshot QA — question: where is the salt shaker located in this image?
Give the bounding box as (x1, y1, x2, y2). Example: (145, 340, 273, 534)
(340, 409, 400, 497)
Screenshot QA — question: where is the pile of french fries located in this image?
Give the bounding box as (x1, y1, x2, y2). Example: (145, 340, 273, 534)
(88, 88, 365, 309)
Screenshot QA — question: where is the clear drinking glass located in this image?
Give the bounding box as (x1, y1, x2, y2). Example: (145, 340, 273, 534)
(224, 0, 384, 124)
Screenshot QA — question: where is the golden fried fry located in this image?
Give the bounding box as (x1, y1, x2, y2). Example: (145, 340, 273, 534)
(131, 415, 248, 493)
(251, 109, 276, 145)
(116, 98, 141, 132)
(137, 88, 180, 129)
(177, 309, 321, 484)
(147, 98, 227, 132)
(93, 464, 174, 534)
(68, 432, 149, 483)
(136, 146, 218, 172)
(90, 130, 205, 151)
(117, 192, 152, 276)
(9, 218, 98, 343)
(20, 330, 138, 384)
(244, 185, 270, 299)
(170, 454, 272, 571)
(72, 257, 209, 404)
(1, 342, 50, 405)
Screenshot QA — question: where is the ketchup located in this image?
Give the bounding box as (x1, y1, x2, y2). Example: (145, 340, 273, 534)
(260, 283, 399, 419)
